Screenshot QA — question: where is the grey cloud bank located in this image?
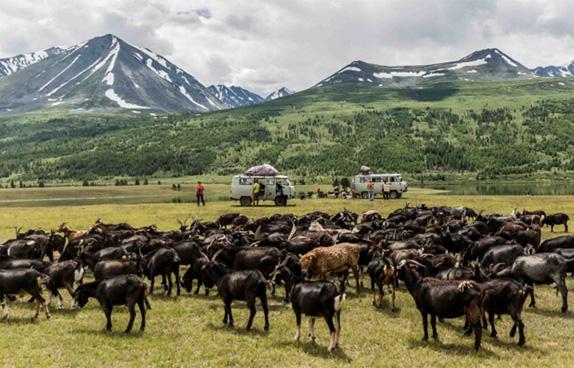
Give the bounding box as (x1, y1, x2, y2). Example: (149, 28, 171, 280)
(1, 0, 573, 96)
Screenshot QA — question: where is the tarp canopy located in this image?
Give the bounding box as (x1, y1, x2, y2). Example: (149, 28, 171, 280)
(359, 165, 371, 174)
(245, 164, 278, 176)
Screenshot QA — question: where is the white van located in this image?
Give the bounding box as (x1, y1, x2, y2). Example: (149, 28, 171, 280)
(230, 174, 296, 206)
(351, 173, 408, 199)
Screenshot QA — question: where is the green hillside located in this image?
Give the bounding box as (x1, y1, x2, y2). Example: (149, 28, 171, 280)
(1, 78, 574, 184)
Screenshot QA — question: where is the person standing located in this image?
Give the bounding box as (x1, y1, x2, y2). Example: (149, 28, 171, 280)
(382, 180, 390, 200)
(367, 180, 374, 201)
(196, 181, 205, 206)
(253, 179, 260, 206)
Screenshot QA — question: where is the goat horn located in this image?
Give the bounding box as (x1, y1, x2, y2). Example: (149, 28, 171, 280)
(177, 219, 183, 226)
(199, 250, 209, 261)
(288, 221, 296, 241)
(276, 257, 289, 269)
(211, 248, 224, 262)
(405, 259, 426, 268)
(206, 239, 216, 250)
(254, 226, 262, 241)
(491, 263, 506, 274)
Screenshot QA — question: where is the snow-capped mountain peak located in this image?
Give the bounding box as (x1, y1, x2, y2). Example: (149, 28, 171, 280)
(265, 87, 294, 101)
(0, 34, 225, 114)
(0, 47, 65, 77)
(207, 84, 265, 109)
(534, 60, 574, 78)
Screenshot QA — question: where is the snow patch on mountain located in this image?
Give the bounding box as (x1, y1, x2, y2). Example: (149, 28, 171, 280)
(339, 66, 362, 73)
(448, 59, 488, 70)
(39, 54, 82, 92)
(496, 50, 517, 67)
(105, 89, 149, 109)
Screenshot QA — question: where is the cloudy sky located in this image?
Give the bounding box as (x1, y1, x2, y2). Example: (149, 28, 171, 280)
(1, 0, 574, 96)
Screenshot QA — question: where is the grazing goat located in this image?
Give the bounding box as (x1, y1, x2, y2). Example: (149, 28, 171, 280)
(300, 242, 361, 290)
(0, 269, 51, 320)
(398, 260, 483, 350)
(74, 275, 150, 333)
(543, 213, 570, 232)
(181, 258, 214, 295)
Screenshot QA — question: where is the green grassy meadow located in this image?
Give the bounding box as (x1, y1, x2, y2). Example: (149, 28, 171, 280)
(1, 187, 574, 367)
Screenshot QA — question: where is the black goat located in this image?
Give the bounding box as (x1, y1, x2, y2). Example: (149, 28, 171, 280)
(366, 248, 396, 311)
(44, 260, 84, 309)
(144, 247, 181, 296)
(0, 269, 51, 320)
(74, 275, 150, 333)
(543, 213, 570, 232)
(0, 255, 45, 271)
(291, 280, 346, 352)
(478, 279, 530, 345)
(398, 260, 483, 350)
(181, 258, 214, 295)
(537, 236, 574, 253)
(205, 250, 269, 330)
(93, 259, 142, 281)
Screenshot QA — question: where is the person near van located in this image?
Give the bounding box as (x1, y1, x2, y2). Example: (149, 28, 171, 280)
(196, 181, 205, 206)
(253, 179, 260, 206)
(382, 180, 390, 200)
(316, 187, 321, 199)
(367, 180, 374, 201)
(277, 182, 284, 197)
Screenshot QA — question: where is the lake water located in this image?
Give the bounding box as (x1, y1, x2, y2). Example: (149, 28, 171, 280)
(1, 183, 573, 208)
(423, 182, 574, 196)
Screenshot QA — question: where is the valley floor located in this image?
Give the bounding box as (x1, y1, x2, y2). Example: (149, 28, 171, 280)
(0, 189, 573, 367)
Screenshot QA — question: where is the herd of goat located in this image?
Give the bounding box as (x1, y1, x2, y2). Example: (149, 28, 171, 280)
(0, 205, 573, 351)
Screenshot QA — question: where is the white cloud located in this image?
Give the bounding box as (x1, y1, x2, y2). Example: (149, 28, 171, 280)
(1, 0, 574, 96)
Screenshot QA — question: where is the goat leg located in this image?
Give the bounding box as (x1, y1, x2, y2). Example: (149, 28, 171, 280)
(138, 298, 146, 331)
(125, 303, 136, 333)
(421, 312, 429, 341)
(430, 314, 438, 339)
(489, 312, 497, 338)
(309, 318, 316, 341)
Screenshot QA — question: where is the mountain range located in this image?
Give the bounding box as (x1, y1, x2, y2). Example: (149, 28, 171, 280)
(317, 48, 537, 88)
(0, 34, 572, 115)
(206, 85, 294, 109)
(534, 61, 574, 78)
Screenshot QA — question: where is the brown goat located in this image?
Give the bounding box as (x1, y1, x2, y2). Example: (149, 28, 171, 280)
(56, 222, 88, 243)
(300, 243, 361, 290)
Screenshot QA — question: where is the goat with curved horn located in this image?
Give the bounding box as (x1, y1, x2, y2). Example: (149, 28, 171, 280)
(288, 221, 297, 241)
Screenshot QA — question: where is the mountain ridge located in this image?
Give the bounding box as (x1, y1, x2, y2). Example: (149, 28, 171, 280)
(317, 48, 537, 88)
(0, 34, 225, 114)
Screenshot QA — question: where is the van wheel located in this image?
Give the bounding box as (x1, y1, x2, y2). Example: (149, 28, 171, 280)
(361, 192, 369, 199)
(240, 196, 252, 206)
(275, 196, 287, 206)
(389, 191, 399, 199)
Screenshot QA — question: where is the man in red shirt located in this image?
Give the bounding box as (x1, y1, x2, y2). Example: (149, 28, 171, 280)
(196, 181, 205, 206)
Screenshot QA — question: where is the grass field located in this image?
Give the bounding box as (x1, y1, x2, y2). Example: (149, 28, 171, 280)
(0, 188, 573, 367)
